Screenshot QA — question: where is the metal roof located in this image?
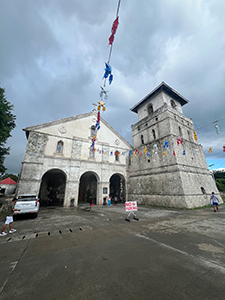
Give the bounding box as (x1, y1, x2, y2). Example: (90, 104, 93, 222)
(1, 177, 17, 185)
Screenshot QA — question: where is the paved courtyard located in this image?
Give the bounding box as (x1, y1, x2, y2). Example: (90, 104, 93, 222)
(0, 203, 225, 299)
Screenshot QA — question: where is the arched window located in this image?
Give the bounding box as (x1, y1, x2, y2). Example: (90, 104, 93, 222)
(152, 129, 156, 140)
(89, 148, 95, 158)
(179, 127, 182, 138)
(171, 100, 176, 109)
(56, 141, 63, 154)
(91, 125, 96, 137)
(201, 187, 206, 194)
(141, 135, 144, 144)
(148, 104, 153, 115)
(187, 130, 191, 140)
(115, 150, 119, 161)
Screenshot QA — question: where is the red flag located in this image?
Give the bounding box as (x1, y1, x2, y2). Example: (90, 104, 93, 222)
(108, 17, 119, 45)
(109, 34, 115, 45)
(111, 17, 119, 35)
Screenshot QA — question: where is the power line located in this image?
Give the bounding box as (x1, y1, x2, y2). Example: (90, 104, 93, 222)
(195, 117, 225, 131)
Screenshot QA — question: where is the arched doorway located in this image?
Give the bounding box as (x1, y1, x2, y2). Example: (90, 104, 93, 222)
(110, 174, 126, 203)
(78, 172, 98, 205)
(39, 169, 66, 206)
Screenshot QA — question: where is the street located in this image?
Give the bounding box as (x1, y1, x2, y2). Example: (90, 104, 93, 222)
(0, 204, 225, 299)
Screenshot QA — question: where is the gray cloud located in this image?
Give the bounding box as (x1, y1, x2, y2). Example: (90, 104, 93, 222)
(1, 0, 225, 174)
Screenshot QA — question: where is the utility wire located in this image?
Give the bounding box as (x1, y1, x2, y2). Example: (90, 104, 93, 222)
(195, 117, 225, 130)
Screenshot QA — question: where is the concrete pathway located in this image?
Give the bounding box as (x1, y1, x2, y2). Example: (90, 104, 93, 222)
(0, 204, 225, 299)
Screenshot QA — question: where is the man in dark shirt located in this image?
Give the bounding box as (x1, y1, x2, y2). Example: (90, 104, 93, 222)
(0, 198, 20, 236)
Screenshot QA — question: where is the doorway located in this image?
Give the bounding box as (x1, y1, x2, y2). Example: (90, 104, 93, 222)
(109, 174, 126, 203)
(78, 172, 98, 205)
(39, 169, 66, 206)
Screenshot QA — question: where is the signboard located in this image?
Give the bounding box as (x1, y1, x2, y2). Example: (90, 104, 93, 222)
(125, 201, 137, 212)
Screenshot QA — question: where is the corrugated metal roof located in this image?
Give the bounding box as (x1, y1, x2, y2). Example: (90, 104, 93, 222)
(0, 177, 17, 185)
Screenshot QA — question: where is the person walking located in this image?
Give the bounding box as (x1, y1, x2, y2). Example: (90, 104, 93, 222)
(0, 198, 20, 236)
(210, 192, 219, 212)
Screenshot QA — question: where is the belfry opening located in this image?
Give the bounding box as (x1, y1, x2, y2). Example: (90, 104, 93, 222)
(39, 169, 66, 206)
(78, 172, 98, 205)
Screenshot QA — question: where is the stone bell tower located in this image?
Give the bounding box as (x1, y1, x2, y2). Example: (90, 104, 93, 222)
(127, 82, 221, 208)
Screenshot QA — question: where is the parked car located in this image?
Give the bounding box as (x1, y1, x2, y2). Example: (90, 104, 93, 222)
(14, 195, 40, 218)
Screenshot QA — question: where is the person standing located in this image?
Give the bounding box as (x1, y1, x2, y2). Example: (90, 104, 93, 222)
(210, 192, 219, 212)
(107, 195, 112, 207)
(0, 198, 20, 236)
(89, 195, 93, 211)
(114, 196, 118, 205)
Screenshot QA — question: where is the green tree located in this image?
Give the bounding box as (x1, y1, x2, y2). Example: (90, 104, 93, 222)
(1, 173, 19, 182)
(214, 171, 225, 191)
(0, 87, 16, 174)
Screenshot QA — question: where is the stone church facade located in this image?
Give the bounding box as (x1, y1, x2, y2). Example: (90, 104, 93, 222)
(17, 82, 221, 208)
(16, 112, 132, 207)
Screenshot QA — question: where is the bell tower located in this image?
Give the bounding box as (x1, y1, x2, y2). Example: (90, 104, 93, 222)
(127, 82, 221, 208)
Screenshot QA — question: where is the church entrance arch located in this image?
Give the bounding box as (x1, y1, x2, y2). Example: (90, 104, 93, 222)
(110, 174, 126, 203)
(78, 172, 98, 205)
(39, 169, 66, 207)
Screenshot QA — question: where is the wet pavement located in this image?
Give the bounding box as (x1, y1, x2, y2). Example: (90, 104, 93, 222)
(0, 203, 225, 299)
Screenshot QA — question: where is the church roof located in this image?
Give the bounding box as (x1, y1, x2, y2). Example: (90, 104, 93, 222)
(23, 111, 132, 148)
(1, 177, 17, 185)
(130, 82, 189, 113)
(23, 112, 93, 133)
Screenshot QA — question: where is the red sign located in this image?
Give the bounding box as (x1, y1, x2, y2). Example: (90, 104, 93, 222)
(125, 201, 137, 212)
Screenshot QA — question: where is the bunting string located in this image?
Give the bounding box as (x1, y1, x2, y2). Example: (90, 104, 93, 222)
(90, 133, 225, 159)
(91, 0, 121, 151)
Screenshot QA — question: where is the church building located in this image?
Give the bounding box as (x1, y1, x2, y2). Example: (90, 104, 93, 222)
(16, 112, 132, 207)
(17, 82, 222, 208)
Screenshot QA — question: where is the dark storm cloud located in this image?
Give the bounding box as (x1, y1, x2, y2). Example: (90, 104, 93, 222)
(1, 0, 225, 173)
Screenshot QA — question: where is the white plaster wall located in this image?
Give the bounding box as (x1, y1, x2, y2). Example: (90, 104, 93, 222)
(163, 93, 183, 114)
(137, 92, 185, 122)
(138, 93, 164, 121)
(0, 184, 17, 195)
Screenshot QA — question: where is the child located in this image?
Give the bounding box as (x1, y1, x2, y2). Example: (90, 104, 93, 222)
(0, 198, 20, 236)
(107, 195, 112, 207)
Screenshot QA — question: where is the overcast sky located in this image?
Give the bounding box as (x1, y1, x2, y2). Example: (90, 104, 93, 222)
(1, 0, 225, 175)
